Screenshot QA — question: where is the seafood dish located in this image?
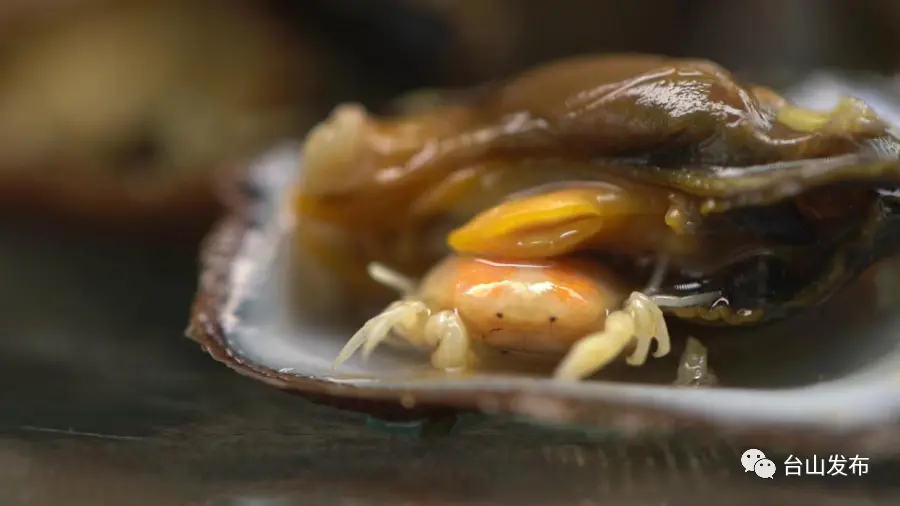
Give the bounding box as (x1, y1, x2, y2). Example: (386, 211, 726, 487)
(294, 54, 900, 380)
(187, 55, 900, 453)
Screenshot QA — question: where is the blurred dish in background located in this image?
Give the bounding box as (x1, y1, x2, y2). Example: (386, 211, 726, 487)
(0, 0, 337, 234)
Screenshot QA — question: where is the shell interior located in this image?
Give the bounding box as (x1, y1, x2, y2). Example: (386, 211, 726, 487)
(189, 75, 900, 455)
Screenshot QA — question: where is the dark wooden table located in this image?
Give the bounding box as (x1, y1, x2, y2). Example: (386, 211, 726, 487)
(1, 218, 899, 506)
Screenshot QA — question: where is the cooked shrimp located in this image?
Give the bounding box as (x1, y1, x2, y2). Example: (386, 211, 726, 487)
(333, 255, 671, 380)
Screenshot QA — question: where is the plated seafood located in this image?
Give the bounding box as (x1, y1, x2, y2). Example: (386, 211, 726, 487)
(186, 62, 900, 456)
(293, 53, 900, 380)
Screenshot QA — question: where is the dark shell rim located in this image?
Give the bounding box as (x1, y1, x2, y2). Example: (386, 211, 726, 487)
(186, 143, 900, 456)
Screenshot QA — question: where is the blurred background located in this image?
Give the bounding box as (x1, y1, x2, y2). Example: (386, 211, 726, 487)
(4, 1, 900, 505)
